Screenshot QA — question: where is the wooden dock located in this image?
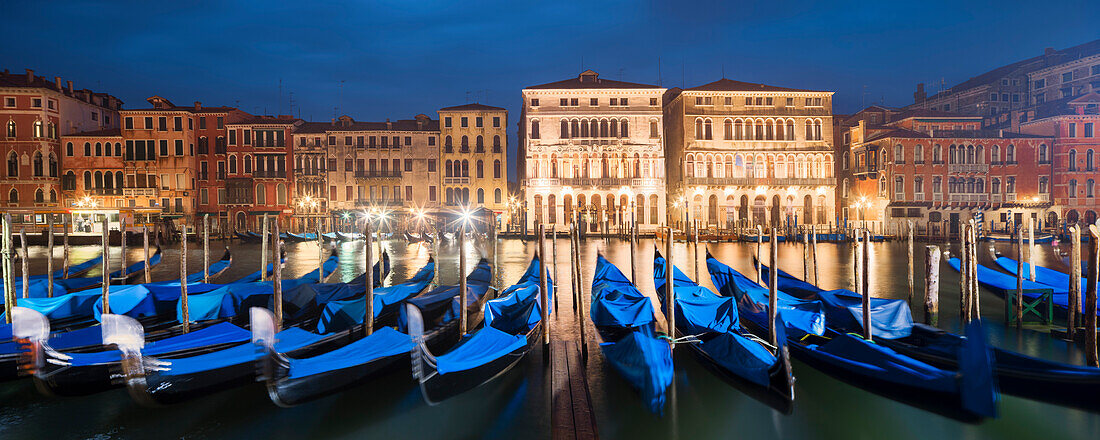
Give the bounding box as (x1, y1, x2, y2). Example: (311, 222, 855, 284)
(551, 340, 598, 440)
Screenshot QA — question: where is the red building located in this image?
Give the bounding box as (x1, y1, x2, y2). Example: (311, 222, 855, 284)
(2, 69, 121, 231)
(1019, 93, 1100, 224)
(224, 116, 301, 231)
(840, 109, 1054, 235)
(192, 102, 251, 232)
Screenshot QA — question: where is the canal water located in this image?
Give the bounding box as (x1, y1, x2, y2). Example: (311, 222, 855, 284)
(1, 236, 1098, 439)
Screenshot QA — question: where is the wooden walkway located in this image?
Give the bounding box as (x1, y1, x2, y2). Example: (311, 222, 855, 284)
(550, 340, 598, 440)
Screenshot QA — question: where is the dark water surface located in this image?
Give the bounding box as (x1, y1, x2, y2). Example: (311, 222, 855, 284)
(2, 237, 1098, 439)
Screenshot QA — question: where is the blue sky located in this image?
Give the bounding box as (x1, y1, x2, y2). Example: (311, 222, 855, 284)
(2, 0, 1097, 178)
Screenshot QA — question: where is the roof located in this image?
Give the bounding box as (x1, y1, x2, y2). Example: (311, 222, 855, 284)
(892, 109, 980, 120)
(526, 70, 661, 90)
(439, 103, 505, 111)
(684, 78, 825, 93)
(64, 127, 121, 138)
(920, 39, 1100, 102)
(0, 69, 121, 108)
(228, 117, 300, 126)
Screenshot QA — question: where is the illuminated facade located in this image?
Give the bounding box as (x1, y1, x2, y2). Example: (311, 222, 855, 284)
(664, 79, 836, 229)
(519, 70, 667, 233)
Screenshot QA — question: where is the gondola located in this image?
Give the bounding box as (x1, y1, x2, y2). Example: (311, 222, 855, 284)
(0, 247, 163, 304)
(261, 259, 436, 406)
(653, 251, 794, 413)
(24, 253, 104, 280)
(336, 231, 363, 241)
(442, 232, 456, 242)
(982, 232, 1054, 243)
(409, 255, 550, 404)
(945, 257, 1061, 317)
(23, 255, 350, 396)
(404, 231, 423, 243)
(120, 257, 443, 406)
(989, 252, 1100, 317)
(708, 253, 998, 422)
(284, 232, 317, 242)
(590, 255, 673, 415)
(763, 260, 1100, 412)
(320, 232, 339, 242)
(738, 233, 785, 243)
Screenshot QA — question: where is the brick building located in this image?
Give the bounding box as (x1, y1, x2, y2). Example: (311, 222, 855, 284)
(2, 68, 121, 231)
(224, 116, 301, 231)
(841, 110, 1054, 235)
(1019, 93, 1100, 225)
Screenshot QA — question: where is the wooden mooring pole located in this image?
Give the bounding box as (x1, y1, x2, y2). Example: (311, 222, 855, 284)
(203, 214, 210, 283)
(970, 222, 980, 320)
(2, 214, 13, 323)
(961, 224, 970, 323)
(811, 224, 819, 285)
(1015, 224, 1024, 327)
(925, 245, 940, 326)
(538, 224, 549, 351)
(666, 227, 675, 349)
(553, 226, 560, 313)
(180, 225, 190, 333)
(458, 220, 468, 338)
(862, 229, 872, 340)
(1085, 224, 1099, 367)
(907, 220, 914, 304)
(768, 227, 779, 347)
(364, 220, 374, 336)
(803, 226, 809, 281)
(101, 217, 110, 313)
(46, 215, 54, 297)
(142, 226, 151, 284)
(62, 224, 70, 279)
(1028, 217, 1036, 283)
(756, 225, 763, 285)
(273, 222, 284, 332)
(260, 213, 270, 281)
(854, 229, 863, 296)
(119, 217, 127, 279)
(1068, 226, 1082, 339)
(19, 228, 29, 298)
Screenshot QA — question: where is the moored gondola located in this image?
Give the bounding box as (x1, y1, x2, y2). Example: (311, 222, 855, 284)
(409, 255, 550, 404)
(653, 250, 794, 413)
(708, 252, 999, 422)
(590, 254, 673, 415)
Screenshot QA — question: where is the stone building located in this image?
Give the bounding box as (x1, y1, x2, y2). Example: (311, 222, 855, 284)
(2, 68, 121, 231)
(193, 102, 252, 233)
(118, 96, 202, 227)
(519, 70, 667, 233)
(438, 104, 508, 221)
(664, 78, 836, 230)
(223, 116, 301, 231)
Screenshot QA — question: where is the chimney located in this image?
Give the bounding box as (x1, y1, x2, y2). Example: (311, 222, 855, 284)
(66, 80, 73, 94)
(194, 101, 202, 111)
(54, 76, 62, 91)
(25, 69, 34, 84)
(999, 129, 1004, 137)
(913, 83, 926, 103)
(386, 118, 392, 130)
(331, 118, 336, 126)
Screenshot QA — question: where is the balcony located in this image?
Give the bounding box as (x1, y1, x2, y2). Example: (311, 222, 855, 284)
(684, 176, 836, 187)
(254, 141, 286, 148)
(527, 177, 664, 189)
(948, 164, 989, 173)
(444, 177, 470, 184)
(123, 187, 157, 197)
(294, 168, 324, 177)
(948, 194, 990, 202)
(254, 170, 287, 178)
(353, 198, 404, 207)
(214, 145, 227, 154)
(354, 170, 402, 179)
(91, 188, 122, 195)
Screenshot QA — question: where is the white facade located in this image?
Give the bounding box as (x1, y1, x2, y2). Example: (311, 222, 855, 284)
(520, 70, 667, 233)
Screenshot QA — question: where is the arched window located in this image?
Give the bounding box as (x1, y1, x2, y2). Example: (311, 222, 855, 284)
(460, 135, 469, 151)
(277, 183, 287, 204)
(804, 119, 813, 140)
(83, 142, 91, 156)
(1070, 179, 1079, 197)
(704, 119, 713, 140)
(95, 142, 102, 157)
(244, 155, 252, 174)
(494, 160, 501, 179)
(453, 160, 462, 177)
(571, 120, 579, 137)
(842, 178, 850, 198)
(475, 135, 484, 152)
(444, 136, 453, 152)
(445, 188, 454, 205)
(33, 121, 43, 138)
(494, 188, 502, 204)
(734, 120, 743, 140)
(229, 155, 238, 174)
(34, 188, 44, 203)
(493, 135, 501, 152)
(5, 120, 15, 137)
(7, 188, 17, 204)
(933, 144, 942, 163)
(1006, 144, 1015, 162)
(914, 144, 924, 163)
(49, 189, 56, 202)
(1089, 179, 1096, 198)
(7, 152, 18, 177)
(461, 159, 469, 177)
(894, 144, 904, 164)
(966, 145, 975, 164)
(581, 120, 589, 138)
(775, 119, 785, 141)
(992, 178, 1001, 194)
(1088, 150, 1095, 171)
(477, 188, 485, 204)
(66, 142, 73, 157)
(115, 142, 122, 157)
(1039, 144, 1048, 163)
(1070, 149, 1078, 170)
(766, 120, 774, 140)
(256, 184, 266, 204)
(560, 120, 569, 138)
(476, 160, 484, 178)
(620, 119, 628, 138)
(444, 160, 453, 177)
(600, 120, 609, 137)
(32, 152, 43, 177)
(992, 145, 1000, 163)
(609, 119, 618, 137)
(723, 119, 733, 140)
(785, 120, 795, 140)
(1039, 177, 1049, 194)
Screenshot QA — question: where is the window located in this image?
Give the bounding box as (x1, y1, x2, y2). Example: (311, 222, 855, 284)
(3, 97, 13, 107)
(1062, 87, 1073, 98)
(175, 139, 184, 156)
(493, 135, 501, 152)
(1086, 123, 1094, 138)
(157, 117, 167, 131)
(914, 144, 924, 163)
(174, 116, 182, 131)
(1034, 79, 1046, 89)
(31, 98, 41, 108)
(650, 98, 658, 106)
(493, 116, 500, 127)
(530, 99, 539, 107)
(1071, 123, 1078, 137)
(125, 117, 134, 129)
(33, 121, 43, 138)
(894, 144, 904, 164)
(199, 117, 207, 129)
(990, 93, 998, 101)
(428, 159, 436, 172)
(494, 160, 501, 178)
(216, 117, 224, 129)
(476, 117, 483, 127)
(160, 140, 169, 157)
(559, 98, 568, 106)
(1063, 72, 1074, 82)
(461, 117, 468, 127)
(590, 98, 599, 106)
(1034, 93, 1045, 104)
(1088, 150, 1095, 171)
(650, 120, 659, 138)
(531, 120, 540, 139)
(1089, 179, 1096, 198)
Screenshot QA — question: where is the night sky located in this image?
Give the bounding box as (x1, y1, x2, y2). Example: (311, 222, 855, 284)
(3, 0, 1098, 179)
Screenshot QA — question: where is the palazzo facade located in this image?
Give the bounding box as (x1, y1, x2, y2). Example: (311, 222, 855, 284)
(519, 70, 667, 233)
